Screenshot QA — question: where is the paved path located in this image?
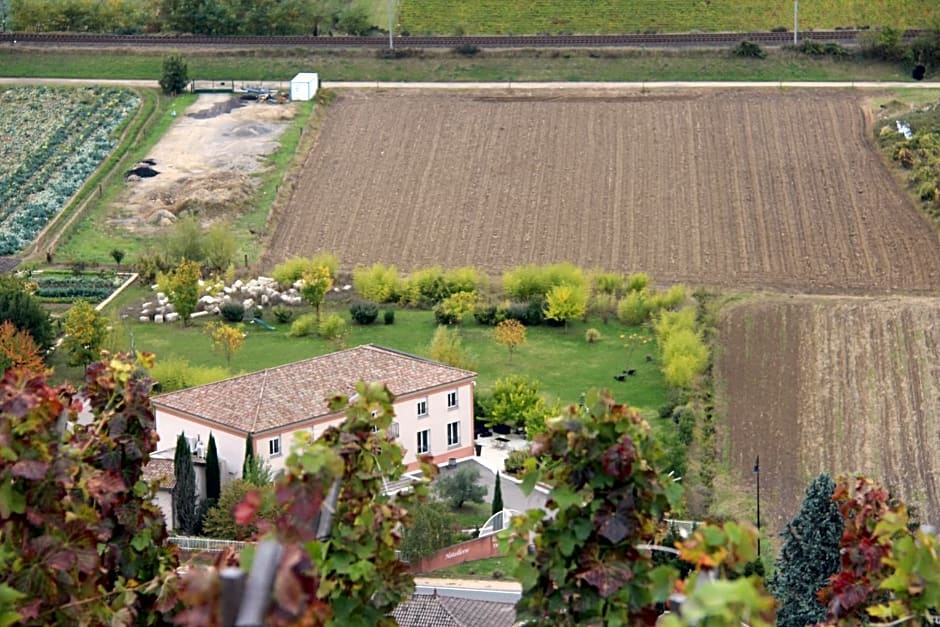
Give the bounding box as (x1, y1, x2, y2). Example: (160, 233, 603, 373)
(2, 77, 940, 90)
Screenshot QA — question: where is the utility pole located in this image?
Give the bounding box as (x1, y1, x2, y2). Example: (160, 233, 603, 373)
(387, 0, 394, 50)
(754, 455, 761, 557)
(793, 0, 799, 46)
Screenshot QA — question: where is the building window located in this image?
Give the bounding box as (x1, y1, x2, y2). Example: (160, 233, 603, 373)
(269, 436, 281, 457)
(389, 422, 400, 439)
(417, 399, 428, 417)
(447, 421, 460, 447)
(447, 390, 458, 409)
(417, 429, 430, 454)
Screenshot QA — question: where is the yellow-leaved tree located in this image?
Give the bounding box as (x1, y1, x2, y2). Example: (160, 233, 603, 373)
(61, 301, 109, 366)
(494, 318, 526, 361)
(206, 321, 245, 366)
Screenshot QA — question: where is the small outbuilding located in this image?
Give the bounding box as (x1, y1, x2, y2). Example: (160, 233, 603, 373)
(290, 72, 319, 101)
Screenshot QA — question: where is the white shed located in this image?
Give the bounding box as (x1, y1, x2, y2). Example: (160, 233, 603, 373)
(290, 72, 319, 101)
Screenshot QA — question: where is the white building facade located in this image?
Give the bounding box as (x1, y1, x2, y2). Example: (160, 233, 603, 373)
(151, 345, 477, 482)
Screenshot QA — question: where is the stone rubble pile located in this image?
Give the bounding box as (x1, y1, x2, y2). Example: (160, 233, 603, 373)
(136, 276, 305, 323)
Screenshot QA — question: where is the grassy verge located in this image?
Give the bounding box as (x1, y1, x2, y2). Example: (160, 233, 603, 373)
(425, 555, 515, 580)
(91, 300, 667, 411)
(0, 46, 917, 83)
(400, 0, 933, 36)
(52, 91, 198, 263)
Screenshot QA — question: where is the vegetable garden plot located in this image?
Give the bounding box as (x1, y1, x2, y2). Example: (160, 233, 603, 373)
(0, 86, 139, 255)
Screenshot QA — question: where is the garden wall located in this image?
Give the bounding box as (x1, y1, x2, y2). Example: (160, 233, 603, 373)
(410, 533, 502, 574)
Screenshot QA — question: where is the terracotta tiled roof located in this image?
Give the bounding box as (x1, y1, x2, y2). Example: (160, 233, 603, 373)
(142, 458, 175, 490)
(392, 594, 516, 627)
(152, 345, 476, 434)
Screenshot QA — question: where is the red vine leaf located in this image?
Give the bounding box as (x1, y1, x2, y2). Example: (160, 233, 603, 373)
(234, 489, 262, 526)
(577, 559, 634, 598)
(600, 435, 636, 481)
(87, 470, 126, 509)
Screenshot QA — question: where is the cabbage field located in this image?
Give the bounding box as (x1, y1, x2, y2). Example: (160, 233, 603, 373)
(0, 86, 140, 255)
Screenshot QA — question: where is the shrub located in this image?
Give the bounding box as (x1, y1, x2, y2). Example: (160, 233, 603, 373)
(733, 40, 766, 59)
(383, 309, 395, 325)
(617, 290, 650, 325)
(433, 291, 478, 325)
(505, 300, 545, 326)
(859, 26, 908, 61)
(796, 39, 850, 57)
(289, 313, 317, 337)
(454, 43, 480, 56)
(353, 263, 401, 303)
(159, 53, 189, 95)
(592, 271, 624, 295)
(150, 356, 229, 392)
(473, 302, 500, 326)
(220, 300, 245, 322)
(658, 284, 688, 310)
(429, 325, 476, 370)
(504, 449, 530, 476)
(272, 254, 338, 287)
(626, 272, 650, 292)
(585, 328, 602, 343)
(350, 302, 379, 325)
(318, 313, 347, 341)
(444, 266, 486, 294)
(917, 180, 938, 202)
(402, 266, 448, 306)
(135, 248, 170, 284)
(271, 304, 294, 323)
(503, 264, 548, 301)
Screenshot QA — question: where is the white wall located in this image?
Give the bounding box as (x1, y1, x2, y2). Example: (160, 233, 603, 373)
(154, 408, 243, 482)
(395, 383, 474, 464)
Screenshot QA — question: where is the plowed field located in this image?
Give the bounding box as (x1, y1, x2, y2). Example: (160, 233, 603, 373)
(716, 297, 940, 534)
(268, 89, 940, 294)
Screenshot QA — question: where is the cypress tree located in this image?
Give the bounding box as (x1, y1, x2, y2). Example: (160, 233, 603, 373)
(769, 473, 843, 627)
(172, 433, 198, 534)
(491, 471, 504, 515)
(242, 433, 254, 480)
(205, 433, 220, 502)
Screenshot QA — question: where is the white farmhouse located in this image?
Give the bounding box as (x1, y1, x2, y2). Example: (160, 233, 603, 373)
(150, 345, 477, 485)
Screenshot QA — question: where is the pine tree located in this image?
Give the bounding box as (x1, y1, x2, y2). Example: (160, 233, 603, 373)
(242, 433, 254, 480)
(769, 473, 843, 627)
(491, 471, 504, 515)
(205, 433, 220, 503)
(173, 433, 198, 534)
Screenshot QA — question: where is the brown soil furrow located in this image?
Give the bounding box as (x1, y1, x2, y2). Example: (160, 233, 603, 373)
(268, 90, 940, 293)
(719, 297, 940, 534)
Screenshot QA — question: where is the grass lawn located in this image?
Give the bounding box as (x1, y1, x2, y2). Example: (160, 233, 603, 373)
(426, 555, 515, 580)
(449, 501, 491, 530)
(0, 46, 917, 83)
(85, 288, 667, 412)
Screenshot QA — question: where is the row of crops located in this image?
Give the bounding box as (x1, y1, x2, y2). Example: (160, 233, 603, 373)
(0, 86, 140, 256)
(31, 271, 125, 302)
(399, 0, 936, 35)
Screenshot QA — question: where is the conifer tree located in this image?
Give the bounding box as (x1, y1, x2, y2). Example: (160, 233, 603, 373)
(769, 473, 843, 627)
(205, 433, 220, 502)
(173, 433, 198, 534)
(242, 432, 254, 480)
(491, 471, 504, 515)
